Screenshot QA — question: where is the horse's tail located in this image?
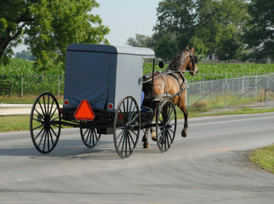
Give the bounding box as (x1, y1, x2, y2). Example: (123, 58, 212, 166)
(142, 81, 153, 101)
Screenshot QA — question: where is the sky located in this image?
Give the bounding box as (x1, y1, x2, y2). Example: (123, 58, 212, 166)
(13, 0, 160, 53)
(94, 0, 160, 46)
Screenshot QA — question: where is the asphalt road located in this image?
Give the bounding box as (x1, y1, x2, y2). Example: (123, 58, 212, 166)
(0, 113, 274, 203)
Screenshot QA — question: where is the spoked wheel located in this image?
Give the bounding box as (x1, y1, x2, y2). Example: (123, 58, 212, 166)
(155, 100, 177, 152)
(80, 124, 101, 148)
(113, 96, 141, 158)
(30, 92, 61, 153)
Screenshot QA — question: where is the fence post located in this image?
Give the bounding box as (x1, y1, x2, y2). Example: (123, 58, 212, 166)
(242, 76, 245, 95)
(21, 74, 23, 98)
(225, 79, 227, 108)
(199, 82, 202, 99)
(265, 77, 269, 107)
(211, 81, 213, 99)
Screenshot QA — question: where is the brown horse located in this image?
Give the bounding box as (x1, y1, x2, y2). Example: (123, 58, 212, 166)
(142, 46, 198, 148)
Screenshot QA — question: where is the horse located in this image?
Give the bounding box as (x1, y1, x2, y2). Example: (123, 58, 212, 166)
(141, 46, 199, 148)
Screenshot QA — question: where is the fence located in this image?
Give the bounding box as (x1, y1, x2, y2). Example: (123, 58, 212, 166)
(187, 73, 274, 108)
(0, 74, 65, 98)
(1, 73, 274, 109)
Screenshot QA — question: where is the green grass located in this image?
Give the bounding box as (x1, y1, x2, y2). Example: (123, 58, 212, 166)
(1, 107, 274, 133)
(0, 116, 30, 132)
(249, 145, 274, 174)
(0, 95, 64, 104)
(187, 107, 274, 118)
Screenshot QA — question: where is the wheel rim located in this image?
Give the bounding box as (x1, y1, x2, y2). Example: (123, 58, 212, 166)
(30, 93, 61, 153)
(156, 100, 177, 152)
(113, 96, 140, 158)
(80, 125, 101, 148)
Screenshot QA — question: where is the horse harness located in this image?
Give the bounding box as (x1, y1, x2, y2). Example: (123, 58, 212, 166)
(142, 48, 197, 102)
(142, 70, 187, 102)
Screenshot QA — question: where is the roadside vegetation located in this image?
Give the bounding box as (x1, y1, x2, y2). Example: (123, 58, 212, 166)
(1, 106, 274, 133)
(249, 145, 274, 174)
(1, 59, 274, 98)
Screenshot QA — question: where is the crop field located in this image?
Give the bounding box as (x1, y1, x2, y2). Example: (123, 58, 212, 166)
(1, 58, 274, 96)
(144, 62, 274, 81)
(0, 58, 64, 96)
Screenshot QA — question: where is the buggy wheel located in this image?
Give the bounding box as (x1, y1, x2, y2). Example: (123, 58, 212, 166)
(156, 100, 177, 152)
(30, 92, 61, 153)
(80, 124, 101, 148)
(113, 96, 140, 158)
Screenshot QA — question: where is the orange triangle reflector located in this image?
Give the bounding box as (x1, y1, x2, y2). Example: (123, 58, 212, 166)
(74, 100, 95, 121)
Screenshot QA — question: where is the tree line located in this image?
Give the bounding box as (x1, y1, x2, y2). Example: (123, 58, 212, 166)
(0, 0, 109, 70)
(0, 0, 273, 71)
(127, 0, 273, 62)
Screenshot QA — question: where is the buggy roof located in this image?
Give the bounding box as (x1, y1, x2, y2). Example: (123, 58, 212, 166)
(66, 44, 155, 58)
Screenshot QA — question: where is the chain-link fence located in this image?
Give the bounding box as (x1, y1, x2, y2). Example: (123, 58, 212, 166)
(1, 73, 274, 109)
(0, 74, 65, 98)
(187, 73, 274, 108)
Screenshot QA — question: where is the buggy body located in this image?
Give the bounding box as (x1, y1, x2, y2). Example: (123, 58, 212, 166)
(63, 44, 154, 112)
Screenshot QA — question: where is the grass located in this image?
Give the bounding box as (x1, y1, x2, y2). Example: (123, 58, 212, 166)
(249, 145, 274, 174)
(0, 116, 30, 132)
(1, 106, 274, 133)
(186, 107, 274, 118)
(0, 94, 64, 104)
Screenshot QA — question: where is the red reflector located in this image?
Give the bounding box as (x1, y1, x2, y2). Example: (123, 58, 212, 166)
(118, 113, 123, 120)
(108, 103, 113, 110)
(74, 100, 95, 121)
(64, 99, 69, 106)
(59, 108, 63, 114)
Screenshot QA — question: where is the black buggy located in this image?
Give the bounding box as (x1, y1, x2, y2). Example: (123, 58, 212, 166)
(30, 44, 177, 158)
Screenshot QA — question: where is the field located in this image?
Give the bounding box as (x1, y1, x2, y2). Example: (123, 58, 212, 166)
(144, 62, 274, 82)
(1, 58, 274, 97)
(0, 58, 64, 96)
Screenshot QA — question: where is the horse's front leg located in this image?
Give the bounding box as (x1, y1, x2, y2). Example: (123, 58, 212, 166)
(180, 103, 188, 137)
(150, 127, 157, 141)
(142, 128, 150, 148)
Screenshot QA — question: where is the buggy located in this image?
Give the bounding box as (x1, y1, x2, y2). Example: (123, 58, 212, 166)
(30, 44, 177, 158)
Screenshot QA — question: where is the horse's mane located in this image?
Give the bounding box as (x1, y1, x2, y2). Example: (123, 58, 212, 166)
(167, 49, 188, 70)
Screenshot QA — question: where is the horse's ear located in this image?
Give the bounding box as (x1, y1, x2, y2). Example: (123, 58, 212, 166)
(190, 46, 195, 53)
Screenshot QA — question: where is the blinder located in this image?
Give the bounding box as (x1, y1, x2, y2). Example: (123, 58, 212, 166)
(188, 51, 198, 68)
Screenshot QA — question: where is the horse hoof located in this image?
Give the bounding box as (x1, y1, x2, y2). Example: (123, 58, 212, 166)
(143, 143, 150, 149)
(151, 131, 157, 141)
(181, 129, 187, 138)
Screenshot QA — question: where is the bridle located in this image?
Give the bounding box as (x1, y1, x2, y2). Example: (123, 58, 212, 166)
(179, 49, 198, 73)
(167, 49, 198, 73)
(142, 49, 198, 84)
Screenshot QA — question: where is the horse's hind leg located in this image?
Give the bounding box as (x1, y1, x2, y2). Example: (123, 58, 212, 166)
(142, 128, 150, 148)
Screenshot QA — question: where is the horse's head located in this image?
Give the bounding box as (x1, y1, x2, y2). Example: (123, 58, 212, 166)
(185, 47, 199, 76)
(168, 46, 199, 76)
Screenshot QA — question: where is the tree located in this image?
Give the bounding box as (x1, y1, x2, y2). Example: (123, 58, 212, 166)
(0, 0, 109, 69)
(195, 0, 248, 60)
(154, 34, 179, 61)
(189, 36, 208, 60)
(127, 34, 152, 47)
(154, 0, 248, 61)
(243, 0, 274, 61)
(215, 25, 243, 61)
(154, 0, 197, 48)
(15, 50, 34, 60)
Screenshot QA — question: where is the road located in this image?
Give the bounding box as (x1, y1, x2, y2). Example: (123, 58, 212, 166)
(0, 113, 273, 203)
